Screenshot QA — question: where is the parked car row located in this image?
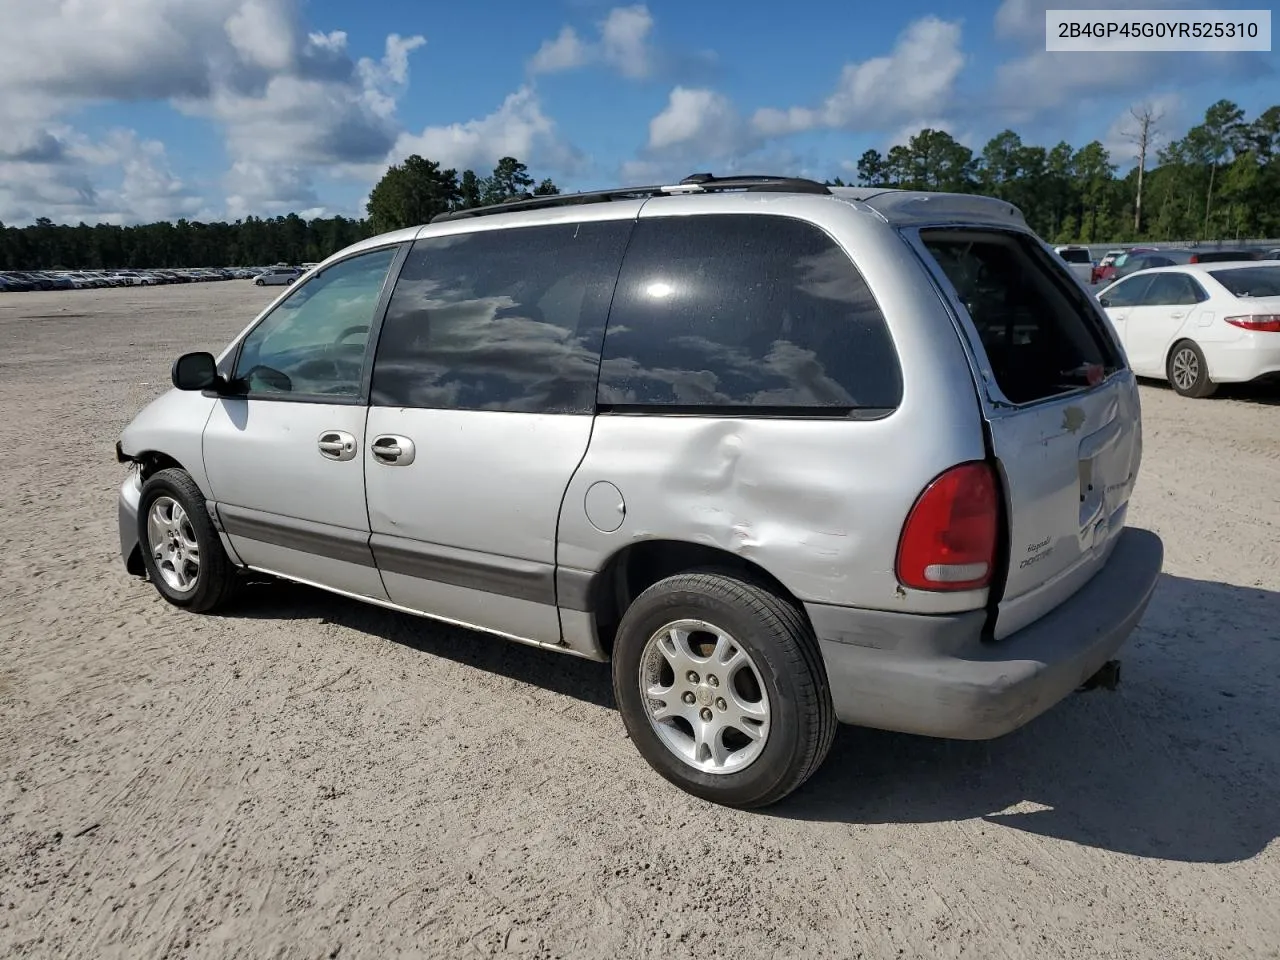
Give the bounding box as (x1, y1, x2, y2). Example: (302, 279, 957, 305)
(1092, 246, 1280, 285)
(1095, 258, 1280, 398)
(0, 265, 304, 292)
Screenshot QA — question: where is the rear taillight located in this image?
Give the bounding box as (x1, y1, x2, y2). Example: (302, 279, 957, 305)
(896, 462, 1000, 592)
(1225, 314, 1280, 332)
(1189, 254, 1200, 264)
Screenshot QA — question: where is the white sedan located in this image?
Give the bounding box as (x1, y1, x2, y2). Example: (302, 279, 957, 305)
(1097, 262, 1280, 398)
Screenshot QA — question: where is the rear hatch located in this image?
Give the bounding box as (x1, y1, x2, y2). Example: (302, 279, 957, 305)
(908, 228, 1142, 639)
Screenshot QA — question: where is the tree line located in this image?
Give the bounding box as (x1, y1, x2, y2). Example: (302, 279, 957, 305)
(0, 158, 561, 272)
(840, 99, 1280, 244)
(2, 99, 1278, 271)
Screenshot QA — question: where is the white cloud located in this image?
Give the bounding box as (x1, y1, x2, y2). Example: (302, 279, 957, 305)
(751, 17, 965, 137)
(628, 16, 966, 177)
(391, 86, 583, 179)
(224, 0, 297, 72)
(648, 87, 748, 154)
(173, 21, 425, 215)
(986, 0, 1254, 126)
(529, 4, 655, 78)
(994, 51, 1173, 121)
(530, 26, 591, 74)
(0, 127, 204, 226)
(0, 0, 425, 224)
(599, 5, 655, 79)
(0, 1, 235, 102)
(225, 161, 321, 220)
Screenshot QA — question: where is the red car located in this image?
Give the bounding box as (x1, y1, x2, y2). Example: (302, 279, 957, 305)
(1092, 247, 1156, 285)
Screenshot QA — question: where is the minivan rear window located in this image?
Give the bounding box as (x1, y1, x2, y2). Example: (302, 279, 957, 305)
(1059, 248, 1091, 263)
(921, 230, 1123, 404)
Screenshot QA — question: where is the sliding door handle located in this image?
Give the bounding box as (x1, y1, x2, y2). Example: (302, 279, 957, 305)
(371, 435, 415, 466)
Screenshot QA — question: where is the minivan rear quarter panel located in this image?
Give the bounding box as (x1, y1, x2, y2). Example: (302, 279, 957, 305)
(557, 194, 991, 616)
(906, 226, 1143, 639)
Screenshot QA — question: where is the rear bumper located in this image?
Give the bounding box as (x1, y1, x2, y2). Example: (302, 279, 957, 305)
(806, 527, 1164, 740)
(1206, 336, 1280, 383)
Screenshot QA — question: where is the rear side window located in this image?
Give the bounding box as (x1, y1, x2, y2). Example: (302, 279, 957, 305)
(921, 230, 1123, 404)
(1209, 265, 1280, 297)
(598, 215, 902, 413)
(371, 220, 633, 413)
(1141, 273, 1207, 306)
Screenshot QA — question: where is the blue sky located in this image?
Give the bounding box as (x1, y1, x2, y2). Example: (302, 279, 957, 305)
(1, 0, 1275, 225)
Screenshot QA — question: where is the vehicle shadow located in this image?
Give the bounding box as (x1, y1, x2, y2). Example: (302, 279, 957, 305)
(1217, 379, 1280, 405)
(225, 572, 1278, 864)
(773, 573, 1280, 864)
(225, 579, 618, 710)
(1139, 375, 1280, 406)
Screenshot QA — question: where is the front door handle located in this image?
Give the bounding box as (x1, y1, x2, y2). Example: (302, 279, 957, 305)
(371, 434, 416, 466)
(318, 430, 357, 462)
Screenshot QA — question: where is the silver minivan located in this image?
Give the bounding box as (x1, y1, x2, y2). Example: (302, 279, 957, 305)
(116, 175, 1164, 807)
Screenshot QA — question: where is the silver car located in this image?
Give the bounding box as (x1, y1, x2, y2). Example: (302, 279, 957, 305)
(254, 266, 301, 286)
(116, 175, 1164, 807)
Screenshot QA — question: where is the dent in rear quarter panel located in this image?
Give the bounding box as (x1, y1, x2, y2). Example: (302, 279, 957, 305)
(557, 196, 994, 615)
(117, 388, 218, 495)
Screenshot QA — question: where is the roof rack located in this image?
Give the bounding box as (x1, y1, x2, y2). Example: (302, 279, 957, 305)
(431, 185, 664, 223)
(675, 173, 832, 194)
(430, 172, 832, 223)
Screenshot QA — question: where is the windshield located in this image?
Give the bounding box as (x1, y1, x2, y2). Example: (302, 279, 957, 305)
(1209, 266, 1280, 298)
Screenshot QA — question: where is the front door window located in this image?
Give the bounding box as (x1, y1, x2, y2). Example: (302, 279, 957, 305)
(234, 247, 397, 398)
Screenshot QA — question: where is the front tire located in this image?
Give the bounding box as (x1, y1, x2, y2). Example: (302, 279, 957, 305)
(612, 571, 836, 808)
(137, 468, 240, 613)
(1167, 340, 1217, 398)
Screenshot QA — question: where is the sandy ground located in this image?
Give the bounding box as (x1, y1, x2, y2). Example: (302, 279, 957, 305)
(1, 283, 1278, 960)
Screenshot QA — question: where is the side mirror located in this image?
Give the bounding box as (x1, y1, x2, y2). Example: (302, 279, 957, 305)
(171, 351, 219, 391)
(1098, 297, 1110, 308)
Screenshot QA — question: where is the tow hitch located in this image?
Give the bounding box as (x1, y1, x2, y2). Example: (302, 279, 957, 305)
(1079, 659, 1122, 692)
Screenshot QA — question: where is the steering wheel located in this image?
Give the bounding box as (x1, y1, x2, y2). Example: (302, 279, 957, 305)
(286, 325, 370, 394)
(333, 324, 369, 346)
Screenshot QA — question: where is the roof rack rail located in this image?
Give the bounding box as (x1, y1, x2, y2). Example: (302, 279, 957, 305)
(429, 172, 832, 223)
(676, 173, 832, 195)
(431, 185, 665, 223)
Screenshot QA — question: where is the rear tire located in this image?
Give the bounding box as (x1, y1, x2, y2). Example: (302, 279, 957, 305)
(1167, 340, 1217, 398)
(612, 571, 836, 808)
(137, 468, 241, 613)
